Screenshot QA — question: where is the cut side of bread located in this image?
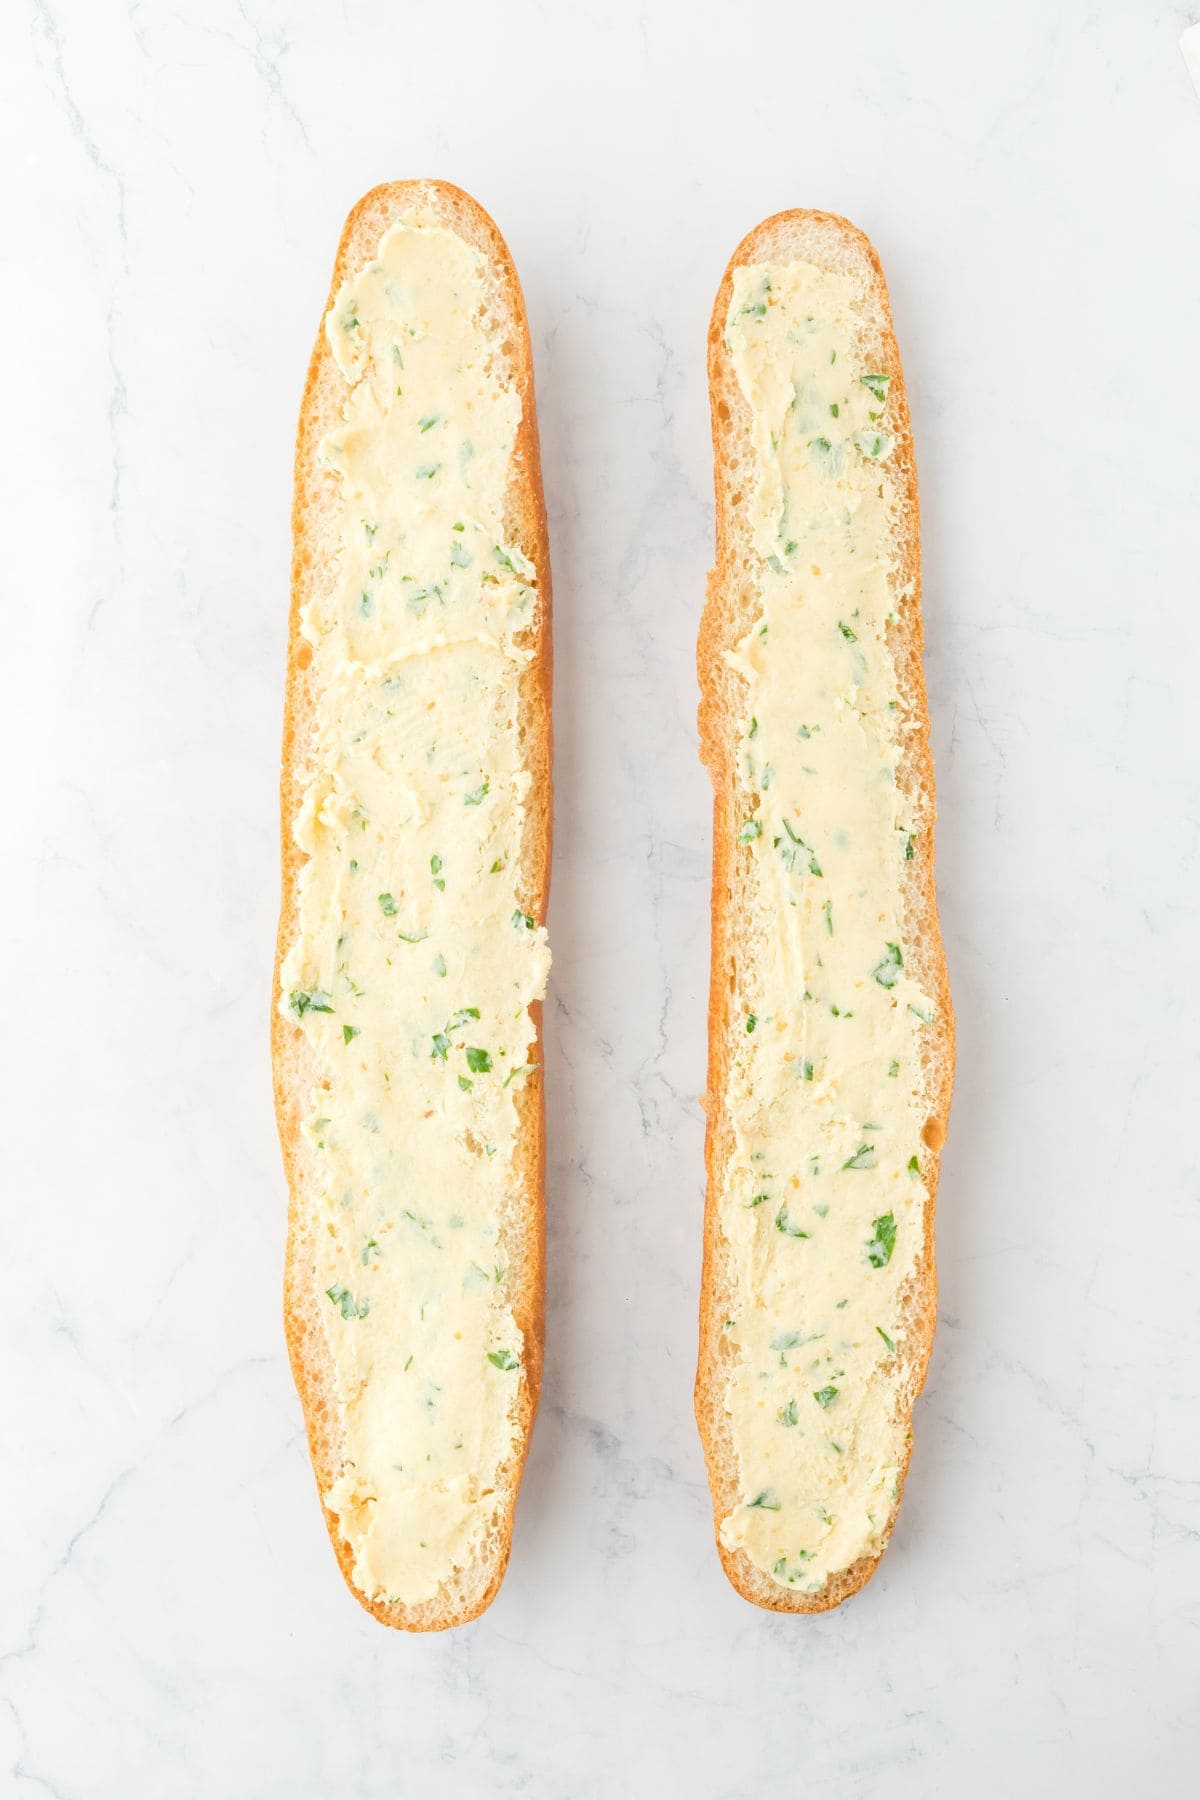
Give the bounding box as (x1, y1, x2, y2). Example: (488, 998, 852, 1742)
(273, 181, 551, 1632)
(695, 210, 954, 1613)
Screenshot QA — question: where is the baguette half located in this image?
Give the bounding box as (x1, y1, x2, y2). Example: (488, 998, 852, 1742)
(273, 181, 551, 1631)
(696, 210, 954, 1612)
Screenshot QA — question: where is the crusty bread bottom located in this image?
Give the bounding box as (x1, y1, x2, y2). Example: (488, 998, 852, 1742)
(695, 210, 955, 1613)
(272, 181, 552, 1631)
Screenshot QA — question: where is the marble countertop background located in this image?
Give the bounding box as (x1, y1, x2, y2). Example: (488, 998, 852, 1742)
(4, 1, 1199, 1794)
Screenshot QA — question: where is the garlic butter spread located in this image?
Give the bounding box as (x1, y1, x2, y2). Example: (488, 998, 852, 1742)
(279, 218, 548, 1605)
(717, 260, 933, 1595)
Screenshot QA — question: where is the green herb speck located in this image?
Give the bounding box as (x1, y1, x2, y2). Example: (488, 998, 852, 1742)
(326, 1285, 369, 1320)
(775, 1204, 810, 1240)
(872, 942, 904, 988)
(288, 989, 333, 1019)
(867, 1212, 897, 1268)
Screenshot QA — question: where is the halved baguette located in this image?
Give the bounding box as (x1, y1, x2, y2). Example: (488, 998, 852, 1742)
(695, 210, 954, 1612)
(273, 181, 551, 1631)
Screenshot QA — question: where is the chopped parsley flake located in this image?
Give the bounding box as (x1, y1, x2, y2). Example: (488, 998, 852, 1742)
(775, 1204, 810, 1239)
(872, 941, 904, 988)
(867, 1212, 897, 1268)
(288, 989, 333, 1018)
(325, 1285, 369, 1320)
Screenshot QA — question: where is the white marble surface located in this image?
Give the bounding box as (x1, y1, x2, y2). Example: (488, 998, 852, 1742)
(4, 1, 1199, 1793)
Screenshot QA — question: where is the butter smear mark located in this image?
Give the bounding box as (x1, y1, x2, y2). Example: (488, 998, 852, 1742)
(279, 218, 548, 1605)
(717, 260, 933, 1595)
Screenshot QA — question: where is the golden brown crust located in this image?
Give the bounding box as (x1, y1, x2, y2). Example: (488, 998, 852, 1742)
(272, 181, 552, 1632)
(695, 209, 955, 1613)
